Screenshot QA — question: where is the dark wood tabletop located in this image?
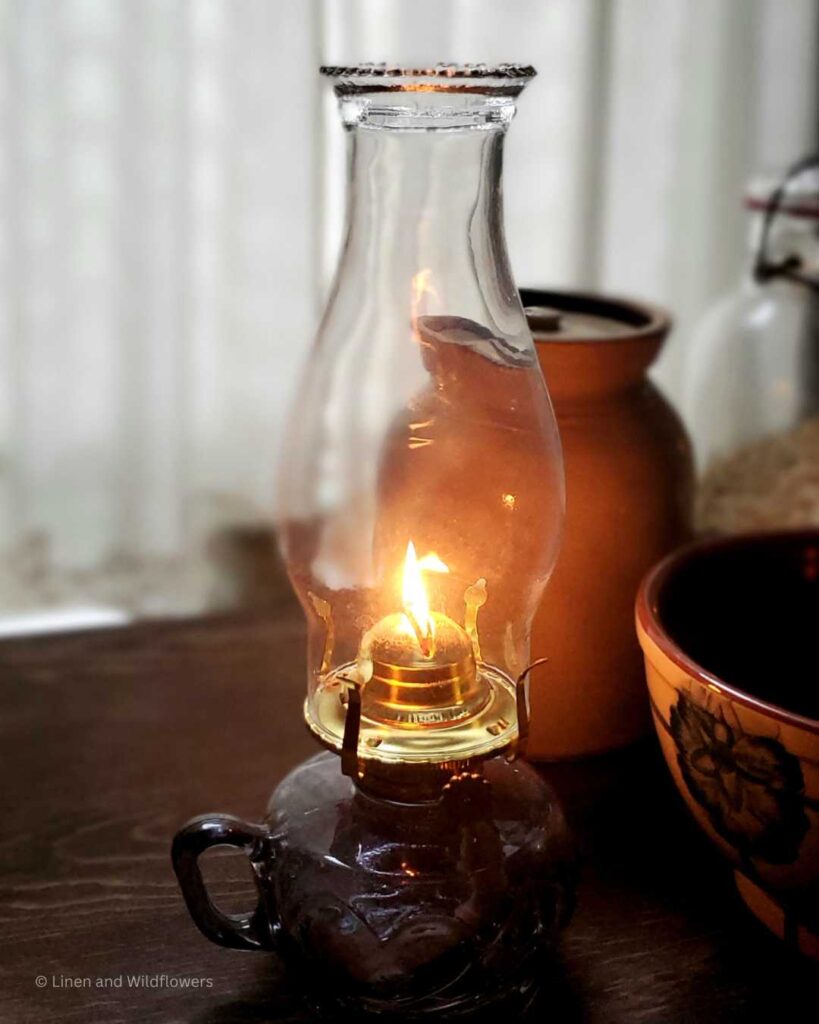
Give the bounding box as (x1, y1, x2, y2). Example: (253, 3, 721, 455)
(2, 577, 818, 1024)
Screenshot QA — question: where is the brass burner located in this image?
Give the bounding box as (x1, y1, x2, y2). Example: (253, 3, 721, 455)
(305, 660, 520, 769)
(303, 546, 526, 779)
(357, 612, 490, 728)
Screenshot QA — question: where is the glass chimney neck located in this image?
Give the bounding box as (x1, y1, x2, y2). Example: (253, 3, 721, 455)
(339, 92, 518, 131)
(336, 120, 520, 346)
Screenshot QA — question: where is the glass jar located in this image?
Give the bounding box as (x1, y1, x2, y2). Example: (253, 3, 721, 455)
(683, 157, 819, 534)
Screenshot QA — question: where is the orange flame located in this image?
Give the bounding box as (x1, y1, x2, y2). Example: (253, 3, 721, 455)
(402, 541, 449, 657)
(410, 268, 439, 328)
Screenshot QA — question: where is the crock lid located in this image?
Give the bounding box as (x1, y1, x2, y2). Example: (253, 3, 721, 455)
(520, 288, 667, 343)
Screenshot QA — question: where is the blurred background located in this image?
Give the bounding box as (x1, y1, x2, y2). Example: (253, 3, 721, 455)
(0, 0, 816, 632)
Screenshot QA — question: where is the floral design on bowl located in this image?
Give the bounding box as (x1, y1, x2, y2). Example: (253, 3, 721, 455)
(670, 690, 809, 867)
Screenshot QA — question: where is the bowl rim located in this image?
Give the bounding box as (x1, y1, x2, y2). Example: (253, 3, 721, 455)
(636, 528, 819, 736)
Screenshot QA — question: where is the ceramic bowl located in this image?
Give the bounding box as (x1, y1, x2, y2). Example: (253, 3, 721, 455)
(636, 530, 819, 958)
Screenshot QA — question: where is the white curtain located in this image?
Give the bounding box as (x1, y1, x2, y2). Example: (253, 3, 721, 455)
(0, 0, 816, 622)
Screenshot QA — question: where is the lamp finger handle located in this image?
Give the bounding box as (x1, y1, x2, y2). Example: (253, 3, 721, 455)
(171, 813, 277, 952)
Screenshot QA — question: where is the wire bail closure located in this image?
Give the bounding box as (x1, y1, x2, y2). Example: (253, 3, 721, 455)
(753, 153, 819, 292)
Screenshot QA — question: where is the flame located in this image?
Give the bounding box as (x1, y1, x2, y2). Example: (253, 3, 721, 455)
(411, 268, 433, 315)
(402, 541, 449, 657)
(410, 268, 440, 330)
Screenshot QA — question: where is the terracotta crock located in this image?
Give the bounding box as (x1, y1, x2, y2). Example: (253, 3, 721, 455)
(524, 289, 694, 760)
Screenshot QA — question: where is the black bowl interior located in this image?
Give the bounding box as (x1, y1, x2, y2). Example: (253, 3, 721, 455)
(657, 533, 819, 722)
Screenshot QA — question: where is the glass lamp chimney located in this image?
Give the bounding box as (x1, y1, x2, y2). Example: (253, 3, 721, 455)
(276, 64, 565, 785)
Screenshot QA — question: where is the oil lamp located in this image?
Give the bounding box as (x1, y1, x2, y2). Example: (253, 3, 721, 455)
(173, 63, 572, 1021)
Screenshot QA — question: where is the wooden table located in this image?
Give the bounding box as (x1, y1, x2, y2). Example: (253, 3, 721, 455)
(2, 584, 818, 1023)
